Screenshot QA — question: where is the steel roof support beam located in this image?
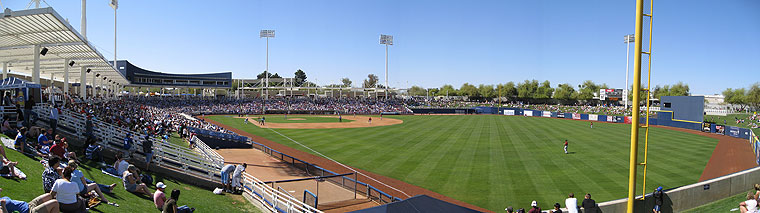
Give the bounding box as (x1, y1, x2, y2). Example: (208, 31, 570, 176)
(80, 67, 86, 99)
(32, 45, 40, 83)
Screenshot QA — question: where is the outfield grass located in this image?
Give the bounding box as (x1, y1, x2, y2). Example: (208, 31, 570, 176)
(0, 142, 259, 212)
(704, 113, 759, 134)
(208, 115, 718, 211)
(241, 115, 353, 123)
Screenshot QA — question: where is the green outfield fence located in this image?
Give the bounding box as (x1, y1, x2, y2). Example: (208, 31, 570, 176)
(250, 141, 402, 204)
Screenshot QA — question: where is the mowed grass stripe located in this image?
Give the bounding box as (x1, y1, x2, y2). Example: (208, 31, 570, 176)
(402, 116, 478, 185)
(207, 115, 718, 212)
(367, 116, 460, 167)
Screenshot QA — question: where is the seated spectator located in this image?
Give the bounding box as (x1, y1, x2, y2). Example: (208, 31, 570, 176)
(0, 156, 22, 180)
(565, 193, 578, 213)
(162, 189, 194, 213)
(49, 136, 77, 162)
(85, 138, 104, 163)
(529, 201, 541, 213)
(582, 193, 597, 213)
(551, 203, 562, 213)
(13, 127, 38, 157)
(122, 165, 152, 196)
(51, 167, 86, 213)
(0, 188, 59, 213)
(37, 129, 53, 156)
(154, 182, 167, 211)
(102, 153, 129, 177)
(67, 160, 118, 207)
(1, 116, 15, 137)
(740, 191, 758, 213)
(42, 157, 63, 193)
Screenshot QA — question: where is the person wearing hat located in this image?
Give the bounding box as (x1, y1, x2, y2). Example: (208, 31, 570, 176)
(154, 182, 168, 211)
(504, 206, 514, 213)
(652, 186, 664, 213)
(529, 201, 541, 213)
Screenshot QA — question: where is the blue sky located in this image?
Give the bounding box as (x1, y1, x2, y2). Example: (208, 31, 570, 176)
(5, 0, 758, 94)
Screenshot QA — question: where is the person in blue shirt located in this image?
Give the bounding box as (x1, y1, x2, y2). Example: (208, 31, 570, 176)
(37, 129, 53, 155)
(123, 133, 134, 158)
(0, 188, 59, 213)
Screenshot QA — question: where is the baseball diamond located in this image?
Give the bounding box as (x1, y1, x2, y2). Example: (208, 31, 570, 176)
(206, 114, 721, 211)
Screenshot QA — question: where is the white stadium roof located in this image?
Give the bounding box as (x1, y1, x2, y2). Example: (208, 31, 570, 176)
(0, 7, 127, 85)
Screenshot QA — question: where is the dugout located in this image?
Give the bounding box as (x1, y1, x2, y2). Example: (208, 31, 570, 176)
(352, 194, 478, 213)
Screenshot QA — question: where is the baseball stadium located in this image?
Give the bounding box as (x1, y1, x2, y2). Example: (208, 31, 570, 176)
(0, 1, 759, 213)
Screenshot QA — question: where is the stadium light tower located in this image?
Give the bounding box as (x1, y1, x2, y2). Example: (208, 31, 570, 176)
(380, 34, 393, 100)
(110, 0, 118, 69)
(624, 34, 635, 109)
(260, 30, 275, 99)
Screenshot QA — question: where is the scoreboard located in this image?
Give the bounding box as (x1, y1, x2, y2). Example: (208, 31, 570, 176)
(600, 89, 624, 101)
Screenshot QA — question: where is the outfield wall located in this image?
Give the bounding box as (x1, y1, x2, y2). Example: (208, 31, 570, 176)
(597, 166, 760, 212)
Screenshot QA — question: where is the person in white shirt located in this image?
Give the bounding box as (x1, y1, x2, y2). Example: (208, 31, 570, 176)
(49, 105, 60, 135)
(565, 193, 578, 213)
(50, 167, 86, 212)
(231, 163, 247, 192)
(741, 191, 758, 213)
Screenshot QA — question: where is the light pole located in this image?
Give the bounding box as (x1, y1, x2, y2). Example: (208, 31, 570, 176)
(380, 34, 393, 100)
(260, 30, 275, 99)
(110, 0, 118, 69)
(624, 34, 634, 109)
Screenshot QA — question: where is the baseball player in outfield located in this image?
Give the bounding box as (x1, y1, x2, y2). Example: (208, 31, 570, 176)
(564, 140, 569, 154)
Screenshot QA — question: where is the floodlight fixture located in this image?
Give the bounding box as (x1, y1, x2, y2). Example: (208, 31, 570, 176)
(40, 47, 48, 56)
(380, 34, 393, 45)
(86, 68, 91, 73)
(260, 30, 275, 38)
(69, 61, 75, 67)
(96, 73, 100, 77)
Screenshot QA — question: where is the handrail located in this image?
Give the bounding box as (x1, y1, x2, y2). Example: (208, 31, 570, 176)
(242, 172, 322, 213)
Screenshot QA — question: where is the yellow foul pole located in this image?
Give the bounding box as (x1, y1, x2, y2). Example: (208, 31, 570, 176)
(627, 0, 646, 212)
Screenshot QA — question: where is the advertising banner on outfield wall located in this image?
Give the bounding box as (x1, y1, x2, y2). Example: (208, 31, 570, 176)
(572, 113, 581, 120)
(557, 113, 565, 118)
(624, 116, 632, 124)
(728, 126, 741, 138)
(607, 115, 613, 122)
(542, 111, 551, 117)
(589, 114, 598, 121)
(505, 110, 515, 115)
(525, 110, 533, 117)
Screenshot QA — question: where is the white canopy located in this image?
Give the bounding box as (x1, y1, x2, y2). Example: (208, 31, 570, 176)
(0, 7, 127, 85)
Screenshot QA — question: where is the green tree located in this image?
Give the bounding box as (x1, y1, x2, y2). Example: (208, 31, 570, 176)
(428, 88, 440, 96)
(340, 78, 352, 87)
(669, 82, 690, 96)
(294, 69, 307, 86)
(440, 84, 457, 96)
(408, 86, 427, 96)
(534, 80, 553, 99)
(748, 83, 760, 109)
(478, 84, 495, 99)
(576, 80, 601, 100)
(517, 80, 539, 99)
(724, 88, 746, 107)
(553, 83, 576, 100)
(459, 83, 478, 98)
(362, 74, 379, 88)
(503, 82, 517, 98)
(256, 71, 279, 79)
